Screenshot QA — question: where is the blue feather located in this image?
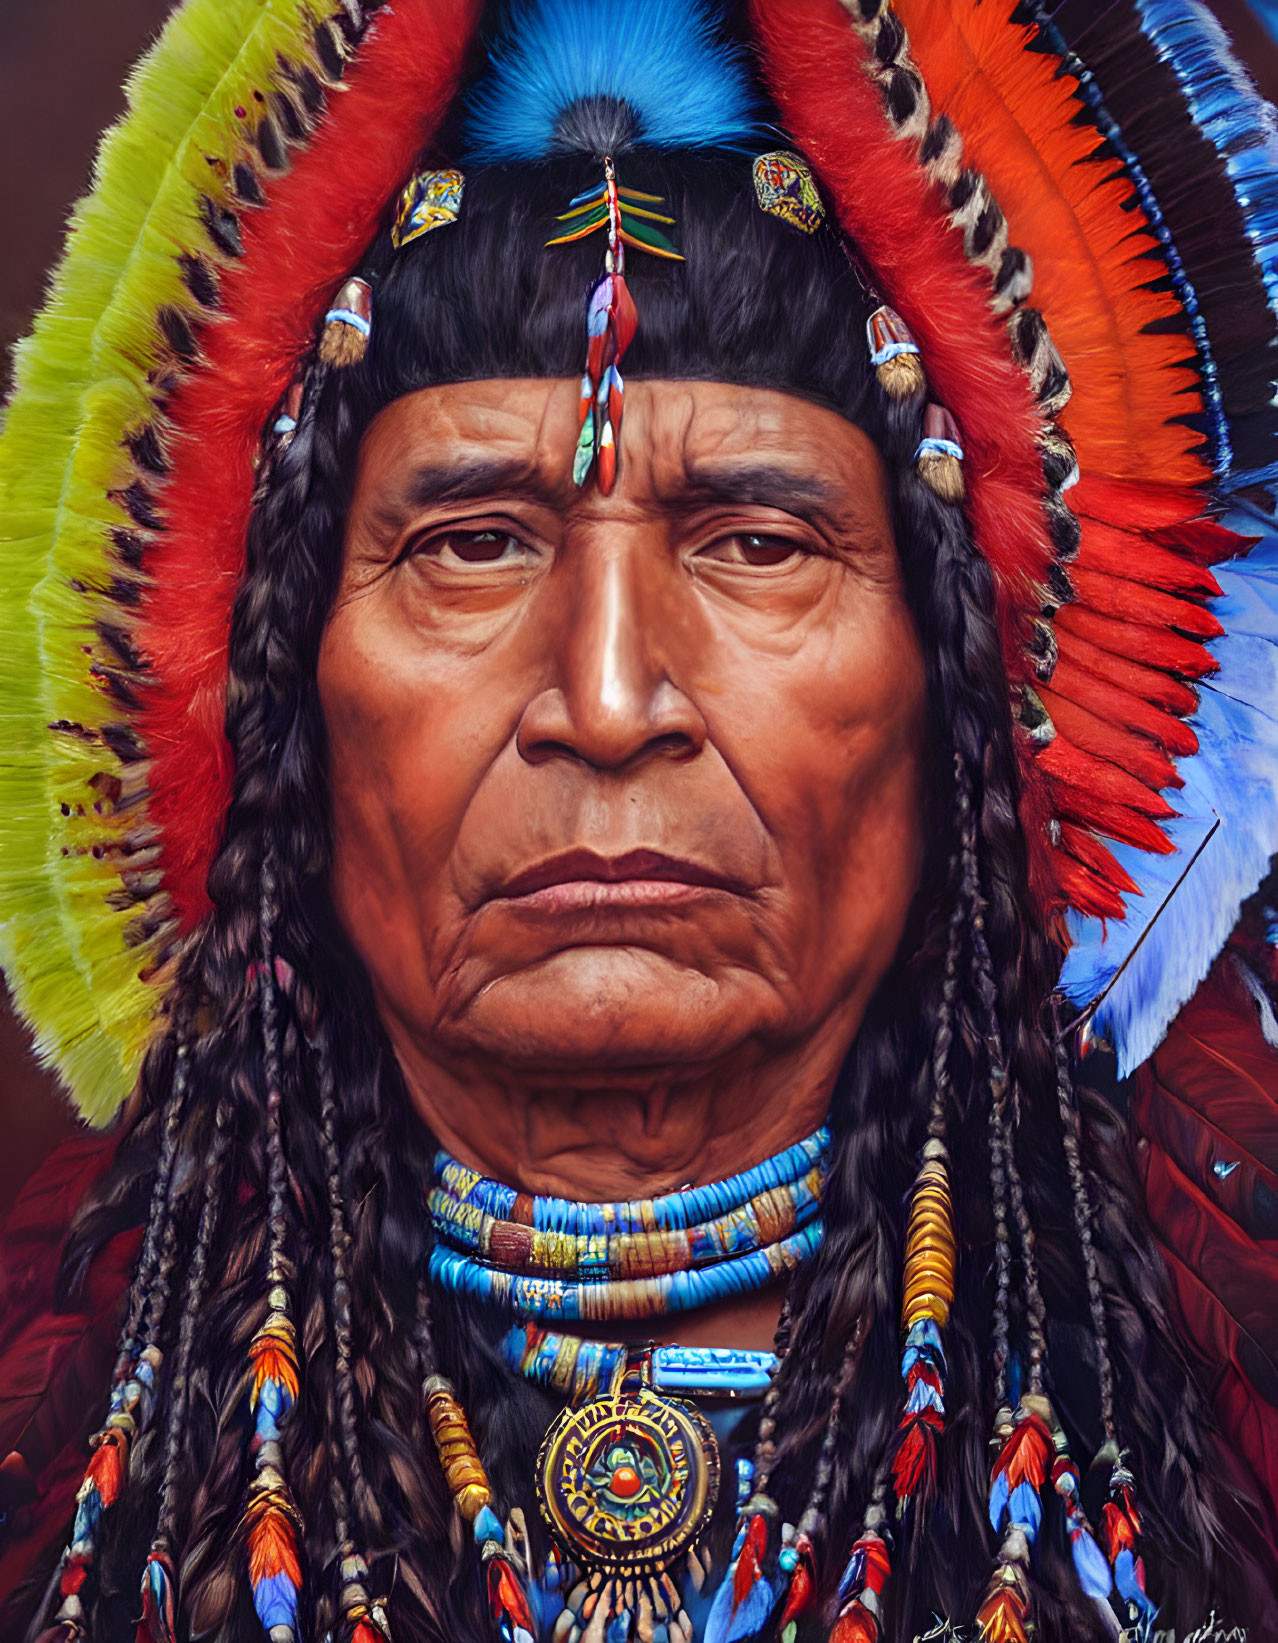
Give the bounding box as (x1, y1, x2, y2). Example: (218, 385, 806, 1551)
(1070, 1526, 1114, 1601)
(1008, 1480, 1042, 1538)
(703, 1571, 775, 1643)
(1114, 1549, 1159, 1638)
(253, 1570, 300, 1632)
(988, 1470, 1010, 1531)
(463, 0, 760, 164)
(1059, 517, 1278, 1074)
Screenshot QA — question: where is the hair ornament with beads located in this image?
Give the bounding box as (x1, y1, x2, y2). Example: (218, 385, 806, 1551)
(867, 304, 925, 403)
(319, 276, 373, 368)
(546, 156, 681, 492)
(914, 404, 964, 503)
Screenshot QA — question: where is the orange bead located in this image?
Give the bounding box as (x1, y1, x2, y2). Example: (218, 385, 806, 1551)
(609, 1464, 642, 1498)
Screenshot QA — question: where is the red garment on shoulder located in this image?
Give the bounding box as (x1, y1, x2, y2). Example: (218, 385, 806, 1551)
(0, 1127, 138, 1627)
(1132, 952, 1278, 1546)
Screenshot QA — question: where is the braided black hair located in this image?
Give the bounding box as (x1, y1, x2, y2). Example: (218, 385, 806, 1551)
(24, 151, 1267, 1643)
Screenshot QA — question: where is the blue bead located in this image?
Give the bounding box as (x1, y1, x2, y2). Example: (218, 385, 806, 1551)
(475, 1506, 505, 1544)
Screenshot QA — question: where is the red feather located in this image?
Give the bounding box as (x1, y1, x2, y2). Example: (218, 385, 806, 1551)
(1076, 521, 1222, 598)
(1038, 687, 1182, 795)
(1133, 956, 1278, 1538)
(1049, 657, 1199, 760)
(1058, 824, 1140, 896)
(139, 0, 482, 929)
(892, 1411, 939, 1501)
(778, 1534, 816, 1629)
(487, 1553, 536, 1637)
(733, 1512, 768, 1608)
(84, 1426, 127, 1507)
(993, 1411, 1052, 1490)
(1054, 604, 1220, 682)
(1053, 854, 1129, 922)
(830, 1606, 878, 1643)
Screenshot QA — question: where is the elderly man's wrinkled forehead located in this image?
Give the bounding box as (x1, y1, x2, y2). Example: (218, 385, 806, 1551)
(351, 377, 893, 549)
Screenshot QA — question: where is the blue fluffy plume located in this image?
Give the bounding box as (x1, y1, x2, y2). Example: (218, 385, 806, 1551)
(463, 0, 760, 164)
(1059, 514, 1278, 1074)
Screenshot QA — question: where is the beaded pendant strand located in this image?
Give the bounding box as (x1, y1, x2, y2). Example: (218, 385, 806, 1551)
(36, 1049, 190, 1643)
(546, 155, 682, 492)
(425, 1375, 538, 1643)
(239, 924, 306, 1643)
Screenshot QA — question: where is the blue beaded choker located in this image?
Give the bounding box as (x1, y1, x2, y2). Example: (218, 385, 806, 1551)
(427, 1126, 830, 1398)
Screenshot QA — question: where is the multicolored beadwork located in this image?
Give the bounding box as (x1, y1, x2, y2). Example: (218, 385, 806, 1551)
(424, 1374, 538, 1643)
(504, 1326, 777, 1400)
(430, 1159, 824, 1280)
(547, 155, 682, 493)
(434, 1126, 829, 1235)
(891, 1138, 955, 1509)
(752, 150, 824, 233)
(243, 1289, 304, 1641)
(430, 1221, 820, 1322)
(392, 167, 464, 248)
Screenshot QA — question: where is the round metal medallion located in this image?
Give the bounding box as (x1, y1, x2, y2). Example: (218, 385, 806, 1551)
(534, 1388, 720, 1574)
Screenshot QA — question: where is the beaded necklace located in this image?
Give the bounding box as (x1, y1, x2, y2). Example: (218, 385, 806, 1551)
(429, 1127, 828, 1327)
(424, 1130, 831, 1643)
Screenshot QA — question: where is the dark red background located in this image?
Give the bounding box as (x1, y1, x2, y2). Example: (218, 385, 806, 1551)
(0, 0, 1275, 1211)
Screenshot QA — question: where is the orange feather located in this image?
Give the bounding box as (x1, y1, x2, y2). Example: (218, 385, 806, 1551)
(893, 0, 1206, 489)
(246, 1501, 302, 1588)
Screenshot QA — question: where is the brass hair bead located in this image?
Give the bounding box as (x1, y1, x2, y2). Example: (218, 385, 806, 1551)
(426, 1382, 492, 1521)
(901, 1157, 957, 1331)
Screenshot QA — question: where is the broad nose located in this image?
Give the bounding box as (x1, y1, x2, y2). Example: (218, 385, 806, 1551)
(516, 542, 707, 771)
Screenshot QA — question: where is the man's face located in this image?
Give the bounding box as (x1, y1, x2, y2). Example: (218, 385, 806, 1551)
(320, 378, 929, 1087)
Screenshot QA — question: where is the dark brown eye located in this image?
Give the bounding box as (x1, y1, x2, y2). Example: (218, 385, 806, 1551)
(699, 533, 804, 567)
(414, 530, 536, 567)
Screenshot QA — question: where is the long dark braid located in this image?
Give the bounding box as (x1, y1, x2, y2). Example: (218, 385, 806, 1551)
(27, 154, 1267, 1643)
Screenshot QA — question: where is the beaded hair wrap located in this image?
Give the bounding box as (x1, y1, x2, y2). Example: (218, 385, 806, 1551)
(417, 1288, 538, 1643)
(34, 1045, 191, 1643)
(239, 860, 306, 1643)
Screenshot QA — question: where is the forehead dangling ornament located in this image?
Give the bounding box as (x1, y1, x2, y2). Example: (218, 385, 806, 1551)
(548, 156, 683, 494)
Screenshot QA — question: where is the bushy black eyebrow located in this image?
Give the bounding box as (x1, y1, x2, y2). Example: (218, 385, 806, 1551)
(365, 455, 866, 540)
(674, 462, 840, 522)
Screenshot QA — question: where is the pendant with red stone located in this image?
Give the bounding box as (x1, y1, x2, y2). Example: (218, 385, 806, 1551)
(537, 1349, 719, 1643)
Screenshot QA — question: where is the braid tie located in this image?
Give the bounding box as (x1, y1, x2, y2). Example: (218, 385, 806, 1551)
(236, 850, 307, 1643)
(136, 1092, 235, 1643)
(773, 1324, 861, 1641)
(704, 1294, 812, 1641)
(970, 784, 1121, 1639)
(890, 753, 965, 1518)
(1053, 1036, 1158, 1633)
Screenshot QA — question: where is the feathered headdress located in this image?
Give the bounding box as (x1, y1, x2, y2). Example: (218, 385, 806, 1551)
(4, 2, 1278, 1640)
(0, 0, 1273, 1105)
